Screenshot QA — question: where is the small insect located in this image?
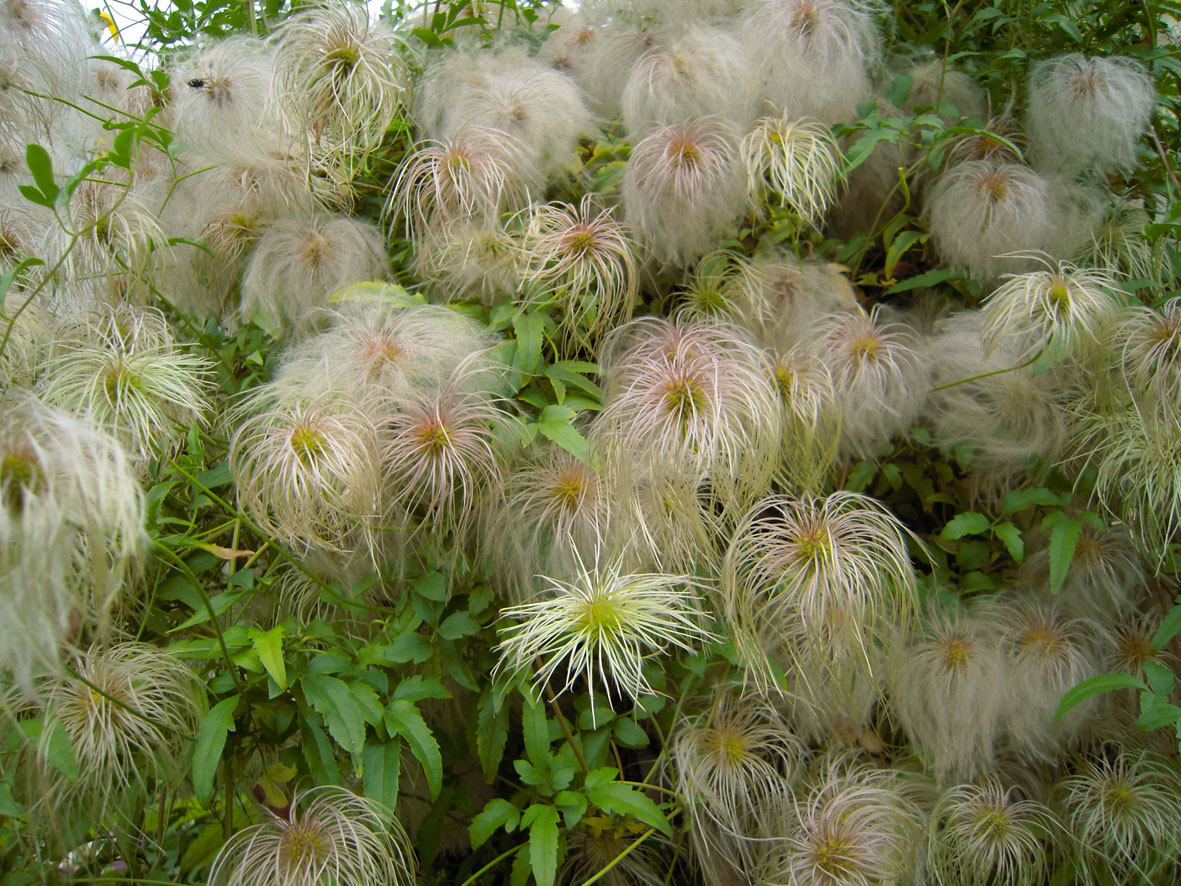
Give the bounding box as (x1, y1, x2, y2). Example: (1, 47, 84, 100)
(188, 78, 206, 89)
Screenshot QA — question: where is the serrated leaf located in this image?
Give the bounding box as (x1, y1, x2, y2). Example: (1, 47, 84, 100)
(250, 626, 286, 691)
(1144, 660, 1175, 696)
(1045, 514, 1084, 596)
(300, 718, 342, 785)
(884, 230, 926, 279)
(1002, 487, 1063, 513)
(940, 512, 990, 540)
(537, 404, 588, 462)
(522, 695, 550, 767)
(1136, 691, 1181, 732)
(393, 676, 451, 702)
(477, 687, 510, 782)
(993, 522, 1024, 563)
(586, 780, 672, 837)
(385, 631, 432, 664)
(514, 312, 545, 373)
(413, 572, 449, 602)
(302, 674, 366, 759)
(523, 804, 561, 886)
(470, 797, 521, 850)
(193, 696, 237, 804)
(1055, 674, 1145, 722)
(362, 740, 401, 811)
(1152, 602, 1181, 652)
(553, 790, 588, 830)
(386, 699, 442, 801)
(438, 611, 481, 640)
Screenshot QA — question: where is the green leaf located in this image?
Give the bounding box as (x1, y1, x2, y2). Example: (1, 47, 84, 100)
(537, 404, 588, 462)
(42, 719, 79, 783)
(1152, 602, 1181, 652)
(883, 267, 955, 294)
(179, 822, 224, 873)
(438, 611, 481, 640)
(24, 144, 58, 205)
(1044, 513, 1084, 596)
(393, 676, 451, 703)
(413, 571, 449, 602)
(302, 674, 366, 759)
(362, 740, 402, 812)
(586, 780, 672, 837)
(884, 230, 926, 279)
(250, 626, 286, 691)
(1002, 487, 1063, 514)
(993, 522, 1025, 563)
(470, 797, 521, 850)
(522, 695, 550, 767)
(613, 717, 649, 749)
(0, 782, 24, 817)
(1055, 674, 1145, 722)
(385, 631, 433, 664)
(193, 696, 238, 804)
(1143, 660, 1175, 696)
(300, 718, 342, 785)
(477, 687, 510, 782)
(1136, 691, 1181, 732)
(385, 700, 442, 801)
(523, 804, 561, 886)
(514, 311, 545, 373)
(940, 512, 990, 540)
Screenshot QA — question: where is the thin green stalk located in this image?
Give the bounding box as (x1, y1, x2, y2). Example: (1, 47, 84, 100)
(580, 827, 656, 886)
(458, 841, 526, 886)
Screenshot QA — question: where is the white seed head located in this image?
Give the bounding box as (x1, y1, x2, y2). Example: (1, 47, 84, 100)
(210, 785, 416, 886)
(1028, 54, 1155, 176)
(742, 115, 844, 227)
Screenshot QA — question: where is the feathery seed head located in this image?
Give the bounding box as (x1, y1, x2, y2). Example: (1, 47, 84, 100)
(621, 25, 758, 135)
(1057, 749, 1181, 884)
(1028, 54, 1155, 177)
(809, 304, 927, 459)
(768, 348, 840, 492)
(723, 491, 918, 690)
(744, 0, 878, 124)
(928, 779, 1058, 886)
(385, 126, 528, 241)
(742, 115, 844, 227)
(415, 215, 524, 305)
(230, 388, 382, 558)
(623, 117, 744, 265)
(0, 292, 54, 387)
(889, 606, 1006, 782)
(35, 642, 205, 820)
(520, 196, 639, 347)
(495, 553, 717, 714)
(1019, 517, 1143, 619)
(240, 212, 388, 337)
(172, 38, 280, 156)
(980, 254, 1123, 359)
(925, 160, 1057, 280)
(593, 317, 781, 513)
(0, 392, 143, 691)
(1116, 297, 1181, 406)
(210, 785, 416, 886)
(272, 3, 406, 164)
(669, 690, 802, 835)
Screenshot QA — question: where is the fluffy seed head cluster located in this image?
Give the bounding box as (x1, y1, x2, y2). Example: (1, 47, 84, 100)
(415, 216, 524, 305)
(744, 0, 879, 124)
(742, 116, 844, 227)
(35, 642, 206, 819)
(593, 317, 781, 514)
(172, 39, 277, 156)
(1056, 749, 1181, 884)
(925, 312, 1069, 485)
(621, 25, 757, 134)
(0, 391, 143, 690)
(623, 117, 745, 264)
(209, 785, 416, 886)
(752, 755, 924, 886)
(0, 291, 55, 386)
(925, 160, 1056, 280)
(386, 126, 527, 241)
(487, 441, 615, 601)
(379, 359, 514, 547)
(980, 255, 1122, 359)
(496, 553, 716, 712)
(1028, 54, 1154, 176)
(1115, 296, 1181, 406)
(38, 305, 212, 463)
(240, 212, 388, 336)
(993, 597, 1103, 761)
(230, 388, 382, 558)
(928, 779, 1058, 886)
(723, 491, 918, 689)
(669, 690, 802, 835)
(808, 305, 927, 459)
(890, 607, 1005, 783)
(768, 348, 840, 492)
(272, 3, 406, 166)
(1019, 518, 1142, 619)
(520, 196, 639, 346)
